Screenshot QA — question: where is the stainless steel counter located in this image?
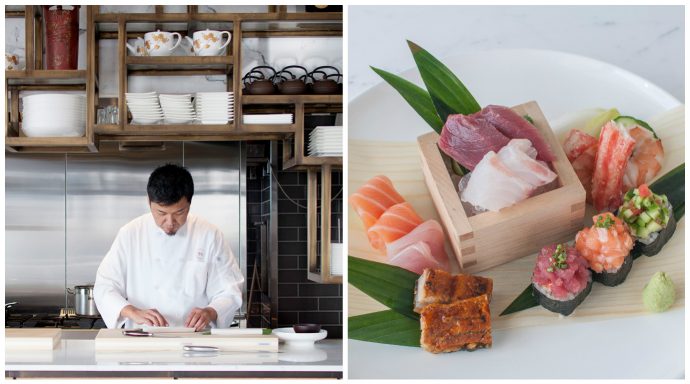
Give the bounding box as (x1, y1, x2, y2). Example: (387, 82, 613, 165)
(5, 330, 343, 379)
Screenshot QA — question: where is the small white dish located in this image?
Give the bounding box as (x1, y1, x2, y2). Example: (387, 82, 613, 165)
(271, 328, 327, 348)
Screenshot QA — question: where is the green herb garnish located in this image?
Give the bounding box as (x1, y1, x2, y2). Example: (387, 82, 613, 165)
(523, 114, 535, 125)
(595, 214, 615, 229)
(547, 244, 568, 272)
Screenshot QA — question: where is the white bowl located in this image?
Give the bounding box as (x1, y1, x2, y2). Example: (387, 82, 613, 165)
(271, 328, 327, 348)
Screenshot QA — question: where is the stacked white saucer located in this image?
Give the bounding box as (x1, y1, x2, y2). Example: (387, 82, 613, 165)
(194, 92, 234, 124)
(21, 94, 86, 137)
(243, 114, 293, 125)
(126, 92, 163, 124)
(308, 126, 342, 157)
(159, 94, 196, 124)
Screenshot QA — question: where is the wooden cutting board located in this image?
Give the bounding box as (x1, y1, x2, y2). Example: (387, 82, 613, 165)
(349, 106, 685, 330)
(95, 328, 279, 352)
(5, 329, 62, 350)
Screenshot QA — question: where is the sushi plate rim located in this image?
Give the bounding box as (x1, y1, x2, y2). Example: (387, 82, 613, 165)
(349, 49, 681, 141)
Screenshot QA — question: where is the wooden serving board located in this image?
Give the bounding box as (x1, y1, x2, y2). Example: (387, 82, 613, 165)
(349, 106, 685, 330)
(95, 328, 279, 352)
(5, 329, 62, 350)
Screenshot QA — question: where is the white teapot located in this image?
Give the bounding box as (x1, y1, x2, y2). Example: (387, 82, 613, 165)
(125, 37, 147, 56)
(143, 30, 182, 56)
(185, 29, 231, 56)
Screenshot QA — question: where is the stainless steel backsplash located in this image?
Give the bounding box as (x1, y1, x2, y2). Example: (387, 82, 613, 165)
(5, 141, 246, 314)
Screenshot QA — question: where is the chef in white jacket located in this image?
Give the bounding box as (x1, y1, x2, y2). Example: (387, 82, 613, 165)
(94, 164, 244, 330)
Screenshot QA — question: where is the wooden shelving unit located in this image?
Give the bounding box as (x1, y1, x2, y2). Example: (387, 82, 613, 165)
(4, 5, 97, 153)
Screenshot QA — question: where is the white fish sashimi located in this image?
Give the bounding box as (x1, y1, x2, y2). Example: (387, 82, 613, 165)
(387, 241, 445, 275)
(497, 139, 558, 186)
(461, 139, 557, 212)
(386, 220, 449, 270)
(461, 151, 533, 212)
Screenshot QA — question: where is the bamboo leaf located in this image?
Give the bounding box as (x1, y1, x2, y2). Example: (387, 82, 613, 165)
(348, 256, 420, 320)
(408, 40, 481, 122)
(503, 163, 685, 315)
(349, 310, 421, 347)
(370, 66, 444, 133)
(499, 284, 538, 316)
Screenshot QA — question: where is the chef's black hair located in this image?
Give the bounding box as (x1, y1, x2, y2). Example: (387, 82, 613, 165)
(147, 163, 194, 205)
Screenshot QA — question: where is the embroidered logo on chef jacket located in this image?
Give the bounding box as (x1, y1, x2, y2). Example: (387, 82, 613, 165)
(195, 249, 205, 261)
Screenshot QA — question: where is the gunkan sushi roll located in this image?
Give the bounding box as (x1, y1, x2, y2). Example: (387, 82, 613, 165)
(531, 244, 593, 316)
(575, 213, 634, 287)
(617, 184, 676, 257)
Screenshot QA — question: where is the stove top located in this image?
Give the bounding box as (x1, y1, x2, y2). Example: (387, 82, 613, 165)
(5, 312, 106, 329)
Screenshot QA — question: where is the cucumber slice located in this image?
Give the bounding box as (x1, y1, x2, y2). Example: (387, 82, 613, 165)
(647, 221, 663, 233)
(639, 211, 652, 224)
(614, 115, 658, 139)
(622, 208, 634, 219)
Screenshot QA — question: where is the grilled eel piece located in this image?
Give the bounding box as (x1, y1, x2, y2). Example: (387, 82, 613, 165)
(414, 268, 493, 313)
(420, 294, 492, 353)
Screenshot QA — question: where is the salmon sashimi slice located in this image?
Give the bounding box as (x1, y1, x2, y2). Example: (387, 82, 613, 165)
(575, 213, 634, 273)
(481, 105, 556, 162)
(438, 113, 510, 171)
(591, 121, 636, 212)
(367, 202, 423, 252)
(623, 126, 664, 191)
(350, 175, 405, 230)
(387, 220, 449, 274)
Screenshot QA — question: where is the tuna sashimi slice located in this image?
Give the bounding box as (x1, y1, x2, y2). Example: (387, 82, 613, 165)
(388, 241, 446, 275)
(481, 105, 556, 162)
(438, 113, 510, 171)
(591, 122, 636, 212)
(461, 151, 533, 212)
(350, 175, 405, 230)
(497, 139, 557, 187)
(387, 220, 449, 272)
(367, 202, 423, 252)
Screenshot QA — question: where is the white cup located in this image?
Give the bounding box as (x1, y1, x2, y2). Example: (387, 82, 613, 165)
(186, 29, 231, 56)
(5, 48, 25, 70)
(144, 30, 182, 56)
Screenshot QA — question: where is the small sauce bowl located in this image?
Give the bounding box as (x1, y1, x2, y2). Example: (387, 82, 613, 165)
(292, 323, 321, 333)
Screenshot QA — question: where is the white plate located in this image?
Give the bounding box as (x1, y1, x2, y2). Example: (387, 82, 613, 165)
(272, 328, 327, 348)
(349, 49, 683, 379)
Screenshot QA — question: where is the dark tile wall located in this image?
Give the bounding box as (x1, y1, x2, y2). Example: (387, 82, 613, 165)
(275, 169, 343, 339)
(245, 162, 343, 338)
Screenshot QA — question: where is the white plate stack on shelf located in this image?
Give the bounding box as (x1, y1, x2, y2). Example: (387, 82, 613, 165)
(21, 94, 86, 137)
(159, 94, 196, 124)
(242, 114, 293, 125)
(308, 125, 343, 157)
(194, 92, 234, 124)
(125, 92, 164, 125)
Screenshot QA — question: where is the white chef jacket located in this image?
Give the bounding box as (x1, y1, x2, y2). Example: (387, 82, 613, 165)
(94, 213, 244, 329)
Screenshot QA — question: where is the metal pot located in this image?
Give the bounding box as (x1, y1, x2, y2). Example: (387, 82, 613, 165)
(67, 285, 100, 317)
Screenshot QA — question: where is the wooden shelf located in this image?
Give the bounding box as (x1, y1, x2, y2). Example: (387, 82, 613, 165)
(5, 136, 98, 153)
(283, 156, 342, 170)
(6, 70, 87, 85)
(238, 123, 296, 133)
(126, 55, 233, 75)
(242, 94, 342, 104)
(119, 123, 236, 135)
(94, 12, 341, 23)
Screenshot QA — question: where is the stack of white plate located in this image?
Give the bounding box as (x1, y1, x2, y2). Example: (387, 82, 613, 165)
(126, 92, 163, 125)
(159, 94, 196, 124)
(194, 92, 234, 124)
(243, 114, 293, 125)
(308, 126, 343, 156)
(21, 94, 86, 137)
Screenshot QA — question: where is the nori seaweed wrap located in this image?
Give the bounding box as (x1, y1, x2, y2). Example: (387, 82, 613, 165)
(618, 184, 676, 257)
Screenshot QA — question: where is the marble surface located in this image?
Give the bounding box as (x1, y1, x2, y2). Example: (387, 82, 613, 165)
(348, 5, 684, 103)
(5, 330, 342, 377)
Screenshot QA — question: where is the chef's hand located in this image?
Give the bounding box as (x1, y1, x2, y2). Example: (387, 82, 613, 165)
(121, 305, 168, 327)
(184, 307, 217, 331)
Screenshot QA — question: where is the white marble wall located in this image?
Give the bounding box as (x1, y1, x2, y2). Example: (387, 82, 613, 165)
(349, 5, 684, 103)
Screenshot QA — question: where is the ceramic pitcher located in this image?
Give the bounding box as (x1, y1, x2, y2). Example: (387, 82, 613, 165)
(143, 30, 182, 56)
(185, 29, 232, 56)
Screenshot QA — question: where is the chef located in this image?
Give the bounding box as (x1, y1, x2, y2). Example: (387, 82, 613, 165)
(94, 164, 244, 331)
